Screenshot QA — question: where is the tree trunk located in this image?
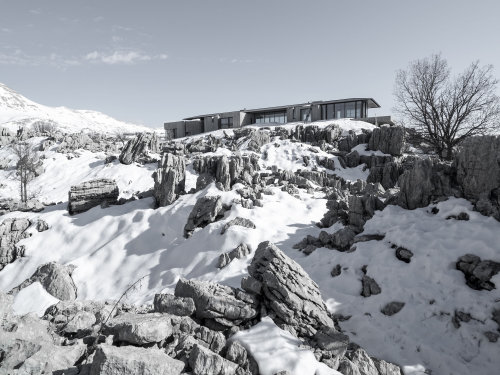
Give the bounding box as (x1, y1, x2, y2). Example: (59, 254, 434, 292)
(445, 143, 454, 160)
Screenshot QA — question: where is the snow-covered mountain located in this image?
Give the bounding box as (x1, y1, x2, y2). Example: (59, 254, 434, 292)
(0, 83, 154, 135)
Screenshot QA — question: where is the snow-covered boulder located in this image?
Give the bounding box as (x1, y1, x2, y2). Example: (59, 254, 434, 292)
(68, 178, 119, 214)
(248, 241, 333, 337)
(153, 152, 186, 207)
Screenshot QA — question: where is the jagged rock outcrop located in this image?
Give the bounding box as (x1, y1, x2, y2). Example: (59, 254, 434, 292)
(153, 153, 186, 206)
(0, 197, 44, 215)
(189, 344, 238, 375)
(68, 178, 119, 214)
(57, 132, 117, 154)
(248, 241, 333, 337)
(9, 262, 77, 300)
(192, 154, 260, 191)
(293, 124, 343, 144)
(246, 130, 271, 152)
(175, 278, 259, 328)
(90, 344, 185, 375)
(218, 243, 251, 268)
(368, 125, 405, 156)
(154, 293, 196, 316)
(220, 217, 256, 235)
(119, 132, 160, 165)
(0, 217, 31, 270)
(184, 195, 229, 238)
(456, 254, 500, 291)
(397, 158, 455, 210)
(455, 135, 500, 220)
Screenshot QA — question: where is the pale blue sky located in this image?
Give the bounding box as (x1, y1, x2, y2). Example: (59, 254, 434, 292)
(1, 0, 499, 128)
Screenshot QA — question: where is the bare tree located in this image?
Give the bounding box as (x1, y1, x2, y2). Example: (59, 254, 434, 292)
(12, 142, 42, 203)
(394, 54, 500, 159)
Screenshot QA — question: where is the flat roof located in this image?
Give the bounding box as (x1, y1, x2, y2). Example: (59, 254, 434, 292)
(182, 97, 380, 120)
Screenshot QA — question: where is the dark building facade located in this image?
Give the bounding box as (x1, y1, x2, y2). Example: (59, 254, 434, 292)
(164, 98, 383, 139)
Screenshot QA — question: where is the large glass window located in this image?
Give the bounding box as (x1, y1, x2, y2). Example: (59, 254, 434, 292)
(300, 108, 311, 122)
(219, 117, 233, 129)
(254, 111, 287, 124)
(345, 102, 356, 118)
(355, 101, 363, 118)
(321, 104, 334, 120)
(335, 103, 345, 119)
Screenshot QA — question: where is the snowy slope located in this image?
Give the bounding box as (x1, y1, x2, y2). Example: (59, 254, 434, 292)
(0, 83, 153, 135)
(0, 120, 499, 375)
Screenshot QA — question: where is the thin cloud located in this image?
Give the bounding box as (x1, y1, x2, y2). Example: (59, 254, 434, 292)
(85, 50, 167, 65)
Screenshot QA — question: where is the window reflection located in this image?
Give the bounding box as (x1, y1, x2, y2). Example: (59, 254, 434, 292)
(254, 111, 287, 124)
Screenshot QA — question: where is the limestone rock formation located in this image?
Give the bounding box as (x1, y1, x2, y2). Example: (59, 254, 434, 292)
(246, 130, 271, 152)
(105, 312, 173, 345)
(153, 152, 186, 206)
(397, 158, 455, 210)
(248, 241, 333, 337)
(68, 178, 119, 215)
(0, 217, 31, 270)
(368, 125, 405, 156)
(189, 344, 238, 375)
(9, 262, 77, 300)
(154, 293, 196, 316)
(218, 243, 251, 268)
(184, 195, 229, 238)
(90, 344, 185, 375)
(119, 132, 160, 165)
(175, 278, 259, 328)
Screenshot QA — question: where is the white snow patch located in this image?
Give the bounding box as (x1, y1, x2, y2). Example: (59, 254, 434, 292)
(12, 282, 59, 317)
(232, 317, 340, 375)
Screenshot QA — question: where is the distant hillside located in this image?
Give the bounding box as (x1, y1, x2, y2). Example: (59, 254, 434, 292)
(0, 83, 154, 135)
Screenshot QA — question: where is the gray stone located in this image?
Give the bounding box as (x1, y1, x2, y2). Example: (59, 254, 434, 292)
(373, 358, 403, 375)
(368, 126, 405, 156)
(313, 326, 349, 357)
(247, 130, 271, 152)
(189, 344, 238, 375)
(154, 293, 195, 316)
(36, 219, 49, 232)
(218, 243, 252, 268)
(196, 326, 226, 354)
(381, 302, 405, 316)
(105, 312, 173, 344)
(196, 172, 215, 191)
(331, 264, 342, 277)
(221, 217, 256, 235)
(175, 278, 259, 328)
(68, 178, 119, 215)
(153, 153, 186, 207)
(240, 276, 262, 295)
(248, 241, 333, 337)
(332, 227, 356, 251)
(345, 150, 361, 168)
(10, 262, 77, 300)
(456, 254, 500, 291)
(361, 276, 381, 297)
(0, 218, 32, 270)
(184, 195, 228, 238)
(395, 247, 413, 263)
(119, 132, 160, 165)
(90, 344, 184, 375)
(397, 158, 454, 210)
(345, 347, 379, 375)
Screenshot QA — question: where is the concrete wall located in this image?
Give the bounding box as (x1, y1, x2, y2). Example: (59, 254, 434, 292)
(164, 121, 186, 138)
(185, 119, 203, 136)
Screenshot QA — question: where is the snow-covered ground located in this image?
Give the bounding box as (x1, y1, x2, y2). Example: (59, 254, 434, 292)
(1, 118, 499, 375)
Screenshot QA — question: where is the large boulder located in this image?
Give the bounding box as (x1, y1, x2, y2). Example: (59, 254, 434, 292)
(455, 135, 500, 220)
(90, 344, 185, 375)
(10, 262, 77, 300)
(218, 243, 251, 268)
(368, 125, 405, 156)
(246, 130, 271, 152)
(119, 132, 160, 165)
(184, 195, 228, 238)
(456, 254, 500, 291)
(104, 312, 173, 345)
(0, 218, 31, 270)
(248, 241, 333, 337)
(153, 153, 186, 206)
(68, 178, 119, 215)
(175, 278, 259, 328)
(188, 344, 238, 375)
(397, 158, 455, 210)
(154, 293, 196, 316)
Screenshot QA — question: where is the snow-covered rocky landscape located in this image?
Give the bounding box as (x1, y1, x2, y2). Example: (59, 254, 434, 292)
(0, 84, 499, 375)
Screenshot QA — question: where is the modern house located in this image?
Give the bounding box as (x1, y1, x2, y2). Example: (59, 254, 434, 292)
(164, 97, 389, 139)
